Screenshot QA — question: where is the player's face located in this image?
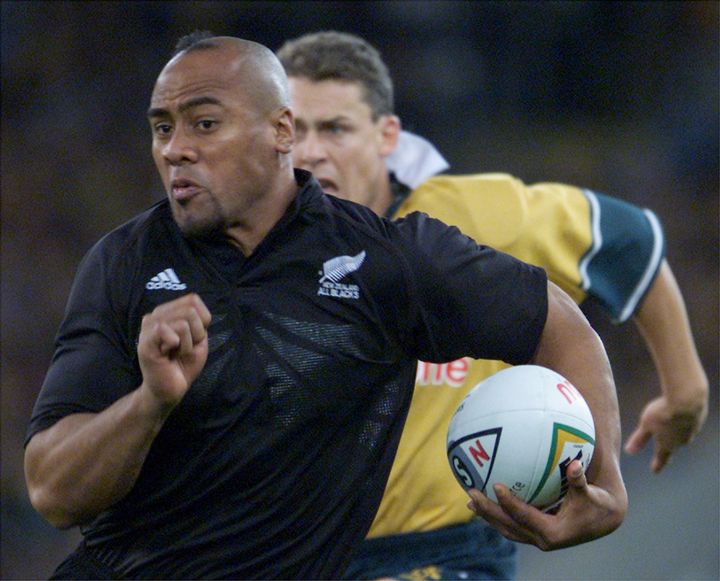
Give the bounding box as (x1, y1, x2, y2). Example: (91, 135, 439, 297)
(288, 77, 399, 215)
(149, 47, 284, 238)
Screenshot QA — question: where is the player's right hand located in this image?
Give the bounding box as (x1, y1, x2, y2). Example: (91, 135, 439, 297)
(468, 459, 627, 550)
(137, 293, 211, 407)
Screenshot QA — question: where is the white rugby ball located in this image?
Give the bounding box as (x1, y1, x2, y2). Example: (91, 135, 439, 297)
(446, 365, 595, 510)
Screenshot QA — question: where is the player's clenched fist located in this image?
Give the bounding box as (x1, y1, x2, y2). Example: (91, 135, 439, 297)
(137, 293, 212, 407)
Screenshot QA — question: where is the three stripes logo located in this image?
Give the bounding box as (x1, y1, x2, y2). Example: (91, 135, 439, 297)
(145, 268, 187, 291)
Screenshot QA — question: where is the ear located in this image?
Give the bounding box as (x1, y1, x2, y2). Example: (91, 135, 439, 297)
(273, 107, 295, 154)
(378, 114, 401, 157)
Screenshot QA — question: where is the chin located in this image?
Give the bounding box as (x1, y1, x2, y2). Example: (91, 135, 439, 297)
(172, 208, 224, 240)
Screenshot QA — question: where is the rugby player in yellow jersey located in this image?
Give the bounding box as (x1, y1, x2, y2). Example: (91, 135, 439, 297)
(277, 31, 709, 580)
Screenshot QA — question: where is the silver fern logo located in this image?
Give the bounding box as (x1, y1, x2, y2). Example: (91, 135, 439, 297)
(318, 251, 366, 299)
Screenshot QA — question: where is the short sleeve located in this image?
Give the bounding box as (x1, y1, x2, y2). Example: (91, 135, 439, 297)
(391, 212, 548, 365)
(398, 175, 665, 325)
(25, 240, 140, 445)
(579, 190, 665, 323)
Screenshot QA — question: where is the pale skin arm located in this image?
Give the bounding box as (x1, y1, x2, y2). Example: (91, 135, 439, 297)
(24, 293, 211, 529)
(625, 259, 709, 472)
(468, 281, 628, 550)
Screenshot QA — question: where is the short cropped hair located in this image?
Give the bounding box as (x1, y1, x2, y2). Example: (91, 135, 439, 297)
(276, 31, 394, 120)
(173, 30, 218, 56)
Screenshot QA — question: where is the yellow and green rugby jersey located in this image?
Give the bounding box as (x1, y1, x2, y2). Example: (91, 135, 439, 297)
(368, 172, 664, 537)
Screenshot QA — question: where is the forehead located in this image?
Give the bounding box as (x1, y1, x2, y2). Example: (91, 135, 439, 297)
(151, 48, 246, 110)
(288, 77, 373, 121)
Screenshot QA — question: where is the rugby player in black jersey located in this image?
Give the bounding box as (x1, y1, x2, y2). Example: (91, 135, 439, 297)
(25, 33, 627, 580)
(277, 31, 709, 581)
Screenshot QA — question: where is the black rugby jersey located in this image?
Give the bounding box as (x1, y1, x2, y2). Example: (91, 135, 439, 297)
(27, 170, 547, 579)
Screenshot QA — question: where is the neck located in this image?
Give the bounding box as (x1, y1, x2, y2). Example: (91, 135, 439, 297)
(368, 169, 394, 217)
(226, 171, 297, 256)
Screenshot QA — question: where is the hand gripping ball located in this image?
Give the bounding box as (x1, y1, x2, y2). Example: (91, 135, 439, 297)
(446, 365, 595, 510)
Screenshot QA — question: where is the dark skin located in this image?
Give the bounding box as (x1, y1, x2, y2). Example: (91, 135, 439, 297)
(24, 38, 295, 528)
(25, 37, 627, 551)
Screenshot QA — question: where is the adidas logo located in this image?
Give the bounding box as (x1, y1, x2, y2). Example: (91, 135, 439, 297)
(145, 268, 187, 291)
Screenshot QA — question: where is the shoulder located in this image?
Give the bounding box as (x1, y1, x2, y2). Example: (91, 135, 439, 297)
(398, 173, 589, 248)
(85, 200, 175, 266)
(400, 173, 528, 246)
(71, 200, 179, 303)
(309, 193, 403, 256)
(318, 193, 392, 231)
(320, 194, 468, 255)
(308, 194, 484, 299)
(97, 200, 173, 248)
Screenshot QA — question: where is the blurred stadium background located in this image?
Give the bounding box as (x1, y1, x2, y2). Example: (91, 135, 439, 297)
(2, 2, 717, 579)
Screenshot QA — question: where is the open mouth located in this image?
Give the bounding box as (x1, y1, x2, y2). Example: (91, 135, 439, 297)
(316, 178, 338, 194)
(171, 179, 202, 203)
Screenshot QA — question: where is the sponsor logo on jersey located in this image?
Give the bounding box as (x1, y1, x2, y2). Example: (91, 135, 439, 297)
(416, 358, 470, 387)
(317, 251, 365, 300)
(146, 268, 187, 291)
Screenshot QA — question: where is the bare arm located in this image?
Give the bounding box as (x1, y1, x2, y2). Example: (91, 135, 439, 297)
(625, 259, 709, 472)
(469, 281, 627, 549)
(24, 391, 173, 528)
(24, 293, 211, 529)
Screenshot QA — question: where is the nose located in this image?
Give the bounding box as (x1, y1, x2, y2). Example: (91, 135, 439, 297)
(294, 130, 326, 169)
(161, 126, 198, 166)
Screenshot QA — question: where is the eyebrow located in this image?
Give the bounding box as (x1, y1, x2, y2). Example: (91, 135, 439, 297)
(147, 95, 223, 119)
(296, 115, 351, 127)
(319, 116, 348, 124)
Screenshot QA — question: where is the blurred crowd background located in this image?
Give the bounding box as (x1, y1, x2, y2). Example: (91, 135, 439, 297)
(2, 2, 717, 579)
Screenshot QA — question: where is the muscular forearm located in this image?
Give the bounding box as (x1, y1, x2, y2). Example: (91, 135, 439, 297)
(24, 385, 173, 529)
(26, 294, 211, 529)
(532, 283, 624, 498)
(468, 282, 627, 548)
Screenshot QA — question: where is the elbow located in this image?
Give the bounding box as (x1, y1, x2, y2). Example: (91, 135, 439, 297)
(26, 481, 83, 529)
(25, 451, 86, 530)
